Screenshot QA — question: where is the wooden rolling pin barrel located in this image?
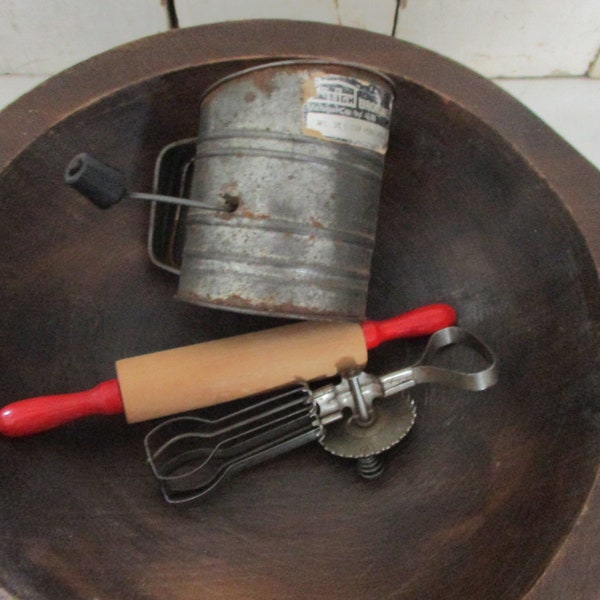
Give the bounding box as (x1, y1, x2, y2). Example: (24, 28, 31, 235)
(0, 304, 456, 437)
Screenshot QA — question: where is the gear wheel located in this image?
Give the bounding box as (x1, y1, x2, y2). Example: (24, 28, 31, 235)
(318, 392, 416, 459)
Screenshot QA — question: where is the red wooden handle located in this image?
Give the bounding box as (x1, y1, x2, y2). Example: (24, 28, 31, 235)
(0, 303, 456, 437)
(360, 303, 457, 349)
(0, 379, 123, 437)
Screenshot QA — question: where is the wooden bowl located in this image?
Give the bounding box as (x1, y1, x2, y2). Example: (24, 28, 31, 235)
(1, 21, 599, 599)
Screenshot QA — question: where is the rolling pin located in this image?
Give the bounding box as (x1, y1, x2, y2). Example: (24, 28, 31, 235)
(0, 304, 456, 437)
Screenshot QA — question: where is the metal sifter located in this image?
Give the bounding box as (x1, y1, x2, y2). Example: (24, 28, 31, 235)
(64, 60, 395, 320)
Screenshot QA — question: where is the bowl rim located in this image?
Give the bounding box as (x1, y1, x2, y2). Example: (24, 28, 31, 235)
(1, 19, 599, 599)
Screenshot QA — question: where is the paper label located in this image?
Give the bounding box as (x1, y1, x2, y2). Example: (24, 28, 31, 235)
(302, 74, 392, 154)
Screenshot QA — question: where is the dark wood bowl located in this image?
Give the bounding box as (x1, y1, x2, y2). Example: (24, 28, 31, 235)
(1, 21, 599, 600)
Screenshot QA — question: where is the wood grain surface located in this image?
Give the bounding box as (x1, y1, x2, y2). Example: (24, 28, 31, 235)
(1, 20, 599, 600)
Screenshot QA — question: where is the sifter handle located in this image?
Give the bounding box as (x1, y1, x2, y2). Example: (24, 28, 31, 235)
(0, 380, 124, 437)
(360, 304, 457, 350)
(65, 153, 128, 209)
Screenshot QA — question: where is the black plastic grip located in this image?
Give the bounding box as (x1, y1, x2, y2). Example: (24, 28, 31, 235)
(64, 153, 127, 209)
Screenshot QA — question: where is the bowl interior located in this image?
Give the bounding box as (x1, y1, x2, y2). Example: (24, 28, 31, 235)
(1, 60, 599, 600)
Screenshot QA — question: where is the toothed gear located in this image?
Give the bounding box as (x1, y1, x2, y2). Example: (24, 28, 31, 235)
(318, 392, 416, 458)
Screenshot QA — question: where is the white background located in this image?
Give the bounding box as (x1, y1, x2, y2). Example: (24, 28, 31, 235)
(1, 0, 599, 167)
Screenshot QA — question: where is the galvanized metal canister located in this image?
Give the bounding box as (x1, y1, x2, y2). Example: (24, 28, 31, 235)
(177, 60, 395, 320)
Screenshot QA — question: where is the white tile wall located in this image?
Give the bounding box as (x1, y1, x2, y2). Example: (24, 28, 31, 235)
(394, 0, 600, 78)
(176, 0, 397, 35)
(0, 1, 598, 170)
(496, 78, 600, 170)
(0, 74, 47, 109)
(2, 1, 598, 78)
(590, 51, 600, 79)
(0, 0, 169, 75)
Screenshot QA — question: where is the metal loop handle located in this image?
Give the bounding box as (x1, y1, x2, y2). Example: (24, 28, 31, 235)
(410, 326, 498, 391)
(378, 326, 498, 397)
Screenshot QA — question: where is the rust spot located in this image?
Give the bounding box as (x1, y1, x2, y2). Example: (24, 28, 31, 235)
(212, 202, 271, 222)
(238, 207, 270, 220)
(178, 288, 362, 319)
(301, 71, 320, 105)
(248, 68, 278, 96)
(215, 211, 236, 221)
(309, 217, 323, 228)
(207, 294, 353, 320)
(244, 91, 257, 103)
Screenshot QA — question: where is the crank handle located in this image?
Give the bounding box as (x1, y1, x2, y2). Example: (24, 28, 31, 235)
(65, 153, 234, 212)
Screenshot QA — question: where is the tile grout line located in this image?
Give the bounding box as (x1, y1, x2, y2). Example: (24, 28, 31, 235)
(391, 0, 402, 37)
(166, 0, 179, 29)
(587, 44, 600, 78)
